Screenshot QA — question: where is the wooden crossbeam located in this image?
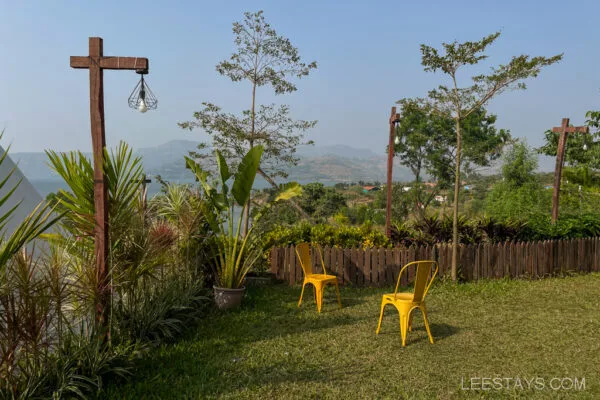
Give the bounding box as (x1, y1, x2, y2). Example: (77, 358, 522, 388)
(70, 56, 149, 71)
(552, 125, 588, 134)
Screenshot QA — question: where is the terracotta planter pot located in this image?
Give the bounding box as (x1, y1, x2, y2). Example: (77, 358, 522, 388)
(213, 286, 246, 310)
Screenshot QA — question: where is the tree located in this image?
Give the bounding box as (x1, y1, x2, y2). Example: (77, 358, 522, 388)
(502, 141, 538, 187)
(419, 31, 562, 281)
(297, 182, 347, 219)
(374, 183, 411, 221)
(179, 11, 317, 235)
(485, 141, 549, 220)
(394, 98, 510, 219)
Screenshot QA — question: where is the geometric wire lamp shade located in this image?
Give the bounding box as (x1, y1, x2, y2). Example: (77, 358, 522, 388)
(128, 73, 157, 113)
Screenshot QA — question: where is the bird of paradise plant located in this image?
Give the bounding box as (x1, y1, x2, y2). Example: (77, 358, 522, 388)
(185, 145, 301, 289)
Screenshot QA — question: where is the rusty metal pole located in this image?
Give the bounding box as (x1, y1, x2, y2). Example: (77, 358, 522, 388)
(551, 118, 589, 224)
(385, 107, 400, 238)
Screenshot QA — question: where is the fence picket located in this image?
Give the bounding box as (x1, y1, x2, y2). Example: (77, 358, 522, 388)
(270, 237, 600, 285)
(364, 247, 371, 285)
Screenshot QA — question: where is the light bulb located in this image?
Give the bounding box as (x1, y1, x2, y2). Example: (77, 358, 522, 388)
(138, 99, 148, 113)
(394, 136, 400, 145)
(583, 143, 588, 151)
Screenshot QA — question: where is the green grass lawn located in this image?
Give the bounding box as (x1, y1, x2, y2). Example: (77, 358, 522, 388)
(106, 274, 600, 399)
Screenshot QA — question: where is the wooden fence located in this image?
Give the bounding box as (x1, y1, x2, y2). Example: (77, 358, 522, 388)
(269, 237, 600, 286)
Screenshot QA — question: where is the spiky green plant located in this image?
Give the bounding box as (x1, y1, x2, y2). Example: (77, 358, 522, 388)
(46, 141, 144, 246)
(185, 146, 301, 289)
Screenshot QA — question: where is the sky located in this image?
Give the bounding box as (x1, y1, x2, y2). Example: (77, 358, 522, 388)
(0, 0, 599, 160)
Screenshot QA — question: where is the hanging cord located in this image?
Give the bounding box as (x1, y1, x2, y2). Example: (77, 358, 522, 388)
(139, 75, 146, 100)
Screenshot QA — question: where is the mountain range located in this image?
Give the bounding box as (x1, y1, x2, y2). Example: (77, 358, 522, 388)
(10, 140, 415, 196)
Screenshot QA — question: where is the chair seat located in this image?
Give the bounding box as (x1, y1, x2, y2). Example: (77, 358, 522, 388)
(306, 274, 338, 282)
(383, 292, 415, 302)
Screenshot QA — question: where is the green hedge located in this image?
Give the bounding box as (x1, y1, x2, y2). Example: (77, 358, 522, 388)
(262, 222, 391, 250)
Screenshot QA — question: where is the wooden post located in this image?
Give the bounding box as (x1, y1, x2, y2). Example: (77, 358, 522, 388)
(140, 174, 151, 211)
(551, 118, 588, 223)
(385, 107, 400, 238)
(70, 37, 149, 333)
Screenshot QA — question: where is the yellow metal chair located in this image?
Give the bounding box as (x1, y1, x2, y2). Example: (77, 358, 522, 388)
(376, 260, 438, 346)
(295, 243, 342, 312)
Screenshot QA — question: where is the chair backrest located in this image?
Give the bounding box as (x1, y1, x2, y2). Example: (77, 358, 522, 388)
(313, 244, 330, 275)
(394, 260, 438, 302)
(295, 243, 313, 276)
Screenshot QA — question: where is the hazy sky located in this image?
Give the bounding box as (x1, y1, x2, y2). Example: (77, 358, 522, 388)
(0, 0, 598, 156)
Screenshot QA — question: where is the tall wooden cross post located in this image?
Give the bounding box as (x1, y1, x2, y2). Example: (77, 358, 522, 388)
(140, 174, 151, 211)
(70, 37, 149, 331)
(551, 118, 588, 223)
(385, 107, 401, 238)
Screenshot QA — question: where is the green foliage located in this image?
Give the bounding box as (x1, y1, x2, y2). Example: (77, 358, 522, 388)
(251, 201, 300, 237)
(297, 182, 347, 220)
(518, 213, 600, 241)
(263, 222, 390, 250)
(374, 183, 411, 221)
(485, 182, 550, 221)
(216, 10, 317, 94)
(0, 138, 60, 271)
(538, 111, 600, 170)
(501, 141, 538, 187)
(0, 245, 150, 399)
(484, 142, 550, 221)
(2, 141, 214, 398)
(394, 99, 509, 185)
(178, 10, 317, 191)
(46, 141, 144, 247)
(186, 146, 301, 288)
(418, 30, 562, 279)
(342, 204, 385, 226)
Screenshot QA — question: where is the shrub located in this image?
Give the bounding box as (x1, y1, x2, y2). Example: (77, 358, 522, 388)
(262, 222, 390, 250)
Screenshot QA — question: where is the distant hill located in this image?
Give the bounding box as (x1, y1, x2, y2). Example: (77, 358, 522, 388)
(12, 140, 414, 196)
(14, 140, 560, 196)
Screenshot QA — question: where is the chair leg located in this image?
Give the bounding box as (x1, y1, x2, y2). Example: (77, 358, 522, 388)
(376, 301, 386, 334)
(421, 304, 434, 344)
(298, 282, 307, 307)
(316, 283, 323, 313)
(334, 281, 342, 309)
(400, 312, 409, 347)
(408, 310, 414, 332)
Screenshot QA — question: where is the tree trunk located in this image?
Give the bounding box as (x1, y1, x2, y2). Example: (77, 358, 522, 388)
(242, 81, 258, 237)
(451, 117, 462, 282)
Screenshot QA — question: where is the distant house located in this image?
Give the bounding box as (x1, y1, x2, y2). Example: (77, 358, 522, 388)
(423, 182, 436, 188)
(362, 186, 380, 193)
(402, 186, 411, 192)
(434, 195, 447, 203)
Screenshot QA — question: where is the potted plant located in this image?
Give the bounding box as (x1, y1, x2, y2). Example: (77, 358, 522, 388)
(185, 146, 300, 309)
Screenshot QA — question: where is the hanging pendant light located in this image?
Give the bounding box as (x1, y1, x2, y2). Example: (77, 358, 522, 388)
(128, 70, 157, 113)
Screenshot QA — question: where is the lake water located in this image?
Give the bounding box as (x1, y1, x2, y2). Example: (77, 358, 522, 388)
(31, 177, 342, 199)
(32, 179, 178, 199)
